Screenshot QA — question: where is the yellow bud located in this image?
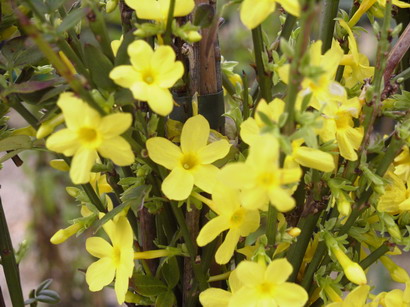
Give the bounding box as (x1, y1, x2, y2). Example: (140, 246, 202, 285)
(50, 223, 82, 244)
(66, 187, 80, 198)
(333, 248, 367, 285)
(381, 256, 410, 283)
(134, 249, 175, 260)
(187, 31, 202, 42)
(11, 126, 36, 137)
(288, 227, 301, 237)
(387, 225, 402, 241)
(36, 113, 64, 139)
(323, 285, 342, 302)
(50, 159, 70, 172)
(106, 0, 118, 13)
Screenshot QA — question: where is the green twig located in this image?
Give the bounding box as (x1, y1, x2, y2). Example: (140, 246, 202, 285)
(163, 0, 176, 45)
(319, 0, 340, 53)
(0, 197, 24, 307)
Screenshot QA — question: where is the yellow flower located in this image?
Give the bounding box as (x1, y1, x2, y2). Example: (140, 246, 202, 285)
(318, 97, 364, 161)
(285, 139, 336, 173)
(111, 35, 123, 56)
(382, 282, 410, 307)
(110, 40, 184, 116)
(200, 270, 243, 307)
(240, 98, 284, 146)
(125, 0, 194, 22)
(46, 93, 135, 184)
(338, 20, 374, 88)
(378, 171, 410, 214)
(326, 285, 371, 307)
(394, 146, 410, 181)
(50, 223, 82, 245)
(220, 134, 301, 211)
(279, 41, 344, 114)
(146, 115, 231, 200)
(229, 258, 308, 307)
(196, 185, 260, 264)
(240, 0, 300, 30)
(85, 216, 135, 305)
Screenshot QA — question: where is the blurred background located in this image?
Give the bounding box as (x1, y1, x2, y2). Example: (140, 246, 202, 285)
(1, 0, 409, 306)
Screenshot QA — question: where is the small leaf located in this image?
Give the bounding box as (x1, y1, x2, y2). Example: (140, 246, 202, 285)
(36, 279, 53, 293)
(0, 135, 32, 152)
(133, 274, 168, 296)
(3, 80, 56, 96)
(57, 8, 88, 33)
(24, 298, 37, 304)
(84, 44, 115, 91)
(36, 289, 61, 304)
(121, 185, 151, 208)
(156, 291, 176, 307)
(161, 257, 180, 289)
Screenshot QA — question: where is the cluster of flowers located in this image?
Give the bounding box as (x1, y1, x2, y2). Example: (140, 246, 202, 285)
(23, 0, 410, 306)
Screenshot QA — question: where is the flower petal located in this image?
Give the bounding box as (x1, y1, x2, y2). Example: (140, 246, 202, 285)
(174, 0, 195, 17)
(115, 254, 135, 304)
(240, 0, 275, 30)
(229, 287, 263, 307)
(109, 216, 134, 248)
(192, 164, 219, 194)
(146, 85, 174, 116)
(98, 136, 134, 166)
(46, 128, 80, 156)
(156, 62, 184, 88)
(212, 184, 241, 215)
(268, 187, 295, 212)
(265, 258, 293, 284)
(125, 0, 162, 20)
(273, 282, 308, 307)
(219, 163, 254, 190)
(128, 40, 154, 71)
(86, 237, 113, 258)
(162, 167, 194, 200)
(151, 45, 184, 87)
(197, 140, 231, 164)
(240, 118, 260, 145)
(181, 115, 209, 153)
(69, 147, 98, 184)
(109, 65, 138, 89)
(216, 228, 241, 264)
(278, 0, 300, 16)
(99, 113, 132, 138)
(241, 187, 269, 211)
(197, 216, 230, 247)
(199, 288, 232, 307)
(86, 257, 116, 291)
(239, 209, 260, 236)
(235, 260, 265, 287)
(146, 137, 182, 170)
(293, 146, 335, 172)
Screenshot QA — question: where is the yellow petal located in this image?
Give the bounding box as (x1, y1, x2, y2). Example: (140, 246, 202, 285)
(239, 209, 260, 236)
(241, 186, 269, 210)
(265, 258, 293, 284)
(247, 134, 279, 170)
(212, 184, 241, 216)
(110, 216, 134, 247)
(86, 237, 113, 258)
(156, 61, 184, 88)
(146, 137, 182, 169)
(278, 167, 302, 184)
(86, 257, 116, 291)
(98, 136, 134, 166)
(151, 45, 183, 87)
(115, 255, 134, 304)
(46, 128, 80, 156)
(128, 40, 154, 71)
(192, 164, 219, 194)
(199, 288, 232, 307)
(235, 260, 265, 286)
(181, 115, 209, 153)
(274, 282, 308, 307)
(268, 187, 295, 212)
(293, 146, 335, 172)
(337, 127, 363, 161)
(70, 147, 98, 184)
(198, 140, 231, 164)
(197, 216, 230, 246)
(240, 0, 275, 30)
(130, 81, 151, 102)
(219, 163, 254, 190)
(344, 285, 370, 306)
(109, 65, 137, 88)
(162, 167, 194, 200)
(240, 118, 260, 145)
(216, 229, 241, 264)
(278, 0, 301, 16)
(99, 113, 132, 138)
(173, 0, 195, 17)
(146, 86, 174, 116)
(125, 0, 162, 20)
(57, 93, 87, 130)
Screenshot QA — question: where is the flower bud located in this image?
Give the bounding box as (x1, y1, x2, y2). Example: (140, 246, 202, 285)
(36, 114, 64, 139)
(106, 0, 118, 13)
(333, 248, 367, 285)
(288, 227, 301, 238)
(50, 159, 70, 172)
(66, 187, 81, 198)
(50, 223, 82, 244)
(380, 256, 410, 283)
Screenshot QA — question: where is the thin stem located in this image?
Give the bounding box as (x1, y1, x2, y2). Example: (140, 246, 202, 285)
(163, 0, 176, 45)
(251, 26, 272, 102)
(0, 197, 25, 307)
(9, 99, 39, 129)
(266, 206, 277, 252)
(208, 271, 230, 283)
(393, 66, 410, 82)
(319, 0, 340, 53)
(81, 183, 106, 212)
(280, 15, 297, 41)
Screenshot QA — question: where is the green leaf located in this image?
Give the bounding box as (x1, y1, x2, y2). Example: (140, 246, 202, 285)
(0, 135, 32, 152)
(121, 185, 151, 208)
(3, 80, 56, 96)
(156, 291, 176, 307)
(133, 274, 168, 296)
(161, 257, 180, 289)
(92, 201, 129, 234)
(114, 88, 134, 106)
(0, 149, 24, 163)
(36, 279, 53, 293)
(84, 44, 115, 91)
(57, 8, 88, 33)
(36, 289, 60, 304)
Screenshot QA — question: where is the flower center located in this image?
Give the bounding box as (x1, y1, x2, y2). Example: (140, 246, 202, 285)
(78, 127, 99, 144)
(335, 112, 351, 130)
(143, 72, 155, 84)
(230, 208, 245, 227)
(112, 246, 121, 266)
(257, 172, 276, 187)
(180, 153, 199, 170)
(258, 282, 274, 296)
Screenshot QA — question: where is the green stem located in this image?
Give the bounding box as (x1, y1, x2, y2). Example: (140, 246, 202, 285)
(280, 15, 297, 41)
(9, 99, 39, 129)
(393, 66, 410, 82)
(163, 0, 176, 45)
(81, 183, 106, 212)
(169, 203, 208, 291)
(0, 197, 24, 307)
(241, 72, 250, 120)
(266, 206, 277, 253)
(319, 0, 340, 53)
(251, 26, 272, 102)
